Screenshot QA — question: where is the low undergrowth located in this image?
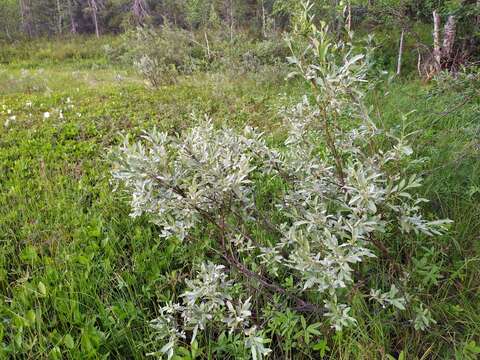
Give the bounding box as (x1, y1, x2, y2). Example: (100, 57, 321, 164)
(0, 31, 479, 359)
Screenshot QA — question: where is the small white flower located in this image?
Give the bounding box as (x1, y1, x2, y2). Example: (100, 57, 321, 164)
(26, 101, 32, 107)
(4, 115, 15, 127)
(43, 112, 50, 119)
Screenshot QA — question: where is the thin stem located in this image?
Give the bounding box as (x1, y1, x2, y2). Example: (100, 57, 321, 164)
(309, 79, 346, 187)
(150, 174, 324, 314)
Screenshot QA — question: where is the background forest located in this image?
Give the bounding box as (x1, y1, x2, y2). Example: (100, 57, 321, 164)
(1, 0, 479, 77)
(0, 0, 479, 39)
(0, 0, 480, 359)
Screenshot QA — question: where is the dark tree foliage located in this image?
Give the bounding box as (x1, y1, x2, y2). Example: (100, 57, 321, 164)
(0, 0, 477, 69)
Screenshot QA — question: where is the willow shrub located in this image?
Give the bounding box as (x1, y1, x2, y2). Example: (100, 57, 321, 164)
(110, 11, 451, 360)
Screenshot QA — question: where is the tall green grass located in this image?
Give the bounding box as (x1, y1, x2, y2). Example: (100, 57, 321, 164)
(0, 36, 122, 68)
(0, 37, 479, 358)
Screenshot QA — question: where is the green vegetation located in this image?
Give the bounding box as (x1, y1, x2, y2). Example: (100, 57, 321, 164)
(0, 39, 292, 358)
(2, 0, 480, 354)
(1, 33, 479, 358)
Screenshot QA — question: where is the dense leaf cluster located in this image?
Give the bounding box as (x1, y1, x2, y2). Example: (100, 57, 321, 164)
(111, 18, 450, 359)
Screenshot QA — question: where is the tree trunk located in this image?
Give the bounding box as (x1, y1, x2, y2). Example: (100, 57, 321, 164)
(397, 28, 405, 75)
(229, 0, 234, 42)
(68, 0, 77, 34)
(19, 0, 25, 33)
(132, 0, 149, 25)
(432, 10, 441, 72)
(417, 49, 422, 77)
(4, 24, 12, 40)
(441, 15, 456, 63)
(93, 9, 99, 37)
(20, 0, 33, 37)
(204, 32, 211, 59)
(89, 0, 100, 38)
(347, 0, 352, 32)
(477, 0, 480, 26)
(56, 0, 63, 35)
(261, 0, 267, 38)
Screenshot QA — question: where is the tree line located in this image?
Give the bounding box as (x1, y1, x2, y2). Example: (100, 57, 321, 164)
(0, 1, 477, 39)
(0, 0, 478, 75)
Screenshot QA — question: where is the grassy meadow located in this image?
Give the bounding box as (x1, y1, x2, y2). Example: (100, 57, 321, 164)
(0, 38, 479, 359)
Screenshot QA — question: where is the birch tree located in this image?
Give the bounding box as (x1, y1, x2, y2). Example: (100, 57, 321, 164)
(441, 15, 456, 64)
(132, 0, 149, 25)
(87, 0, 101, 37)
(67, 0, 77, 33)
(397, 28, 405, 75)
(433, 10, 441, 72)
(19, 0, 33, 37)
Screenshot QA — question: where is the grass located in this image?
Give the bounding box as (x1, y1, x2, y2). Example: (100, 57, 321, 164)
(0, 38, 479, 359)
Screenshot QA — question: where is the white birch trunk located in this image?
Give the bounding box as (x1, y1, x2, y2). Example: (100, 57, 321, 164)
(20, 0, 33, 37)
(89, 0, 100, 38)
(261, 0, 267, 38)
(397, 29, 405, 75)
(68, 0, 77, 34)
(433, 10, 441, 72)
(132, 0, 149, 25)
(441, 15, 456, 63)
(56, 0, 63, 34)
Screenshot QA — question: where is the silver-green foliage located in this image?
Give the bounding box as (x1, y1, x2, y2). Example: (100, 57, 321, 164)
(125, 26, 196, 86)
(147, 263, 269, 359)
(111, 11, 451, 359)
